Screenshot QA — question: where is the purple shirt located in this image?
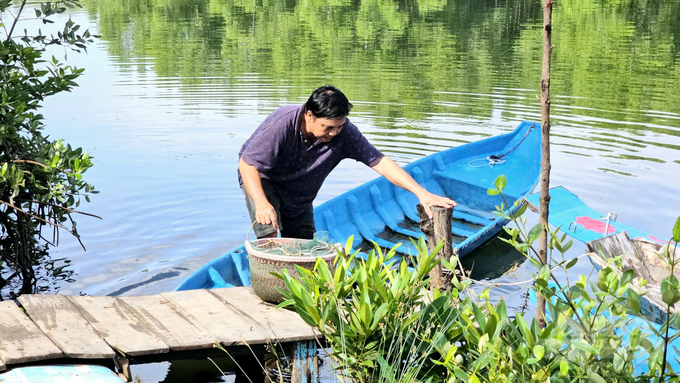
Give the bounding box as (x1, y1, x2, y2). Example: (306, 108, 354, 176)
(238, 104, 384, 217)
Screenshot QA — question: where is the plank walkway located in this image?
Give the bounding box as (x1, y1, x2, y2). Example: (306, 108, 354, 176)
(0, 287, 318, 382)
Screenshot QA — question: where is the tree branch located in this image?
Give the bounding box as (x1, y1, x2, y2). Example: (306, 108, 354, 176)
(6, 0, 28, 41)
(0, 200, 68, 230)
(14, 199, 102, 219)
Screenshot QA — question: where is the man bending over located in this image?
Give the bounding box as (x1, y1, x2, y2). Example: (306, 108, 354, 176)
(239, 85, 456, 239)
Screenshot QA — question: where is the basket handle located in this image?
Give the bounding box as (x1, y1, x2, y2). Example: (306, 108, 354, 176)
(246, 221, 281, 242)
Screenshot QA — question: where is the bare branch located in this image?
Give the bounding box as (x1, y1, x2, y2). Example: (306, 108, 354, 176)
(7, 0, 28, 40)
(14, 199, 102, 219)
(0, 200, 68, 230)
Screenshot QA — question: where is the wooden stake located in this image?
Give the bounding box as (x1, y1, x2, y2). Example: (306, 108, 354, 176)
(417, 204, 454, 292)
(290, 340, 318, 383)
(113, 355, 132, 382)
(537, 0, 555, 329)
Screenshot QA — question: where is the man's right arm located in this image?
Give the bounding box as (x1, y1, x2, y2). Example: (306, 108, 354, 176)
(239, 158, 278, 230)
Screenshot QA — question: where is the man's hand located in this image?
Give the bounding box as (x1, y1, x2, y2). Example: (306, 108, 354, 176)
(371, 156, 457, 219)
(417, 191, 457, 219)
(255, 201, 278, 230)
(240, 158, 279, 231)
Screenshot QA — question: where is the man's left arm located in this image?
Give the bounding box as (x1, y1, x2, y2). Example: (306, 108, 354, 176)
(371, 156, 457, 219)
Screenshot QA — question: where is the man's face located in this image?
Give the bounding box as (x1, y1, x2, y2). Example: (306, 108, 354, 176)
(304, 111, 346, 143)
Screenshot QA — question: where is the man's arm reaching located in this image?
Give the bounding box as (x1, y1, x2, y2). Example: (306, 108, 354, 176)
(371, 156, 457, 219)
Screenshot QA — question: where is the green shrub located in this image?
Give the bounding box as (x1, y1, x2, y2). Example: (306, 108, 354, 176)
(1, 0, 98, 297)
(276, 238, 463, 383)
(276, 175, 680, 383)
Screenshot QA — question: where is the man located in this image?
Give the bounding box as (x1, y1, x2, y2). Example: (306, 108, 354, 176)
(239, 85, 456, 239)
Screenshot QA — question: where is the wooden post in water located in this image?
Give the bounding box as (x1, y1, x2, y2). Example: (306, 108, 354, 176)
(290, 341, 318, 383)
(417, 204, 454, 292)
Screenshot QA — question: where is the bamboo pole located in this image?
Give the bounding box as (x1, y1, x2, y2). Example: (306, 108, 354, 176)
(537, 0, 554, 328)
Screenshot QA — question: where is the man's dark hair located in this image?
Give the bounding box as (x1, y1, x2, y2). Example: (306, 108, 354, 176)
(305, 85, 353, 119)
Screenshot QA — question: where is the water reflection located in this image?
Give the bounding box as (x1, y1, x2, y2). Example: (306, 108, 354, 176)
(0, 246, 75, 300)
(80, 0, 680, 127)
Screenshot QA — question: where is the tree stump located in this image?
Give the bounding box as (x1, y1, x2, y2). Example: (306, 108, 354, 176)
(417, 204, 454, 292)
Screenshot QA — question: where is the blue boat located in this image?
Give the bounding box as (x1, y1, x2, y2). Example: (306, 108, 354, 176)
(523, 186, 667, 245)
(177, 121, 542, 291)
(525, 187, 680, 373)
(525, 186, 678, 325)
(0, 365, 125, 383)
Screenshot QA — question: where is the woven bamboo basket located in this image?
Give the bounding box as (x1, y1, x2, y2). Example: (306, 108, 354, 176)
(245, 238, 338, 304)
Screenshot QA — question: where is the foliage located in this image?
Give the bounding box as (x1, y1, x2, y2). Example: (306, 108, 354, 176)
(487, 174, 680, 382)
(275, 238, 452, 382)
(277, 174, 680, 383)
(0, 0, 97, 298)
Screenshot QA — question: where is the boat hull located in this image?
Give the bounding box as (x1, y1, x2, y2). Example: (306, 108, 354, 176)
(525, 187, 679, 327)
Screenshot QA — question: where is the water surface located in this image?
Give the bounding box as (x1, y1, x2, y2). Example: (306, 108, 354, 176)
(13, 0, 680, 380)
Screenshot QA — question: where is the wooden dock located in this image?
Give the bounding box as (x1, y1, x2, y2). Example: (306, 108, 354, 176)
(0, 287, 319, 382)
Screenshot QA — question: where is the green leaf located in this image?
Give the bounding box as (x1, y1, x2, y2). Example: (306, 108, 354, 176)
(572, 340, 599, 355)
(276, 299, 295, 309)
(494, 174, 507, 192)
(565, 257, 578, 269)
(513, 202, 528, 218)
(590, 372, 607, 383)
(359, 302, 372, 332)
(528, 223, 542, 245)
(621, 269, 635, 286)
(560, 359, 569, 376)
(662, 289, 680, 306)
(453, 368, 468, 382)
(627, 288, 641, 314)
(344, 235, 354, 256)
(562, 239, 573, 253)
(533, 345, 545, 360)
(673, 216, 680, 242)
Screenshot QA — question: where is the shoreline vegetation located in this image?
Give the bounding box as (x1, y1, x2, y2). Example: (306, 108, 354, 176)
(0, 0, 98, 300)
(275, 176, 680, 383)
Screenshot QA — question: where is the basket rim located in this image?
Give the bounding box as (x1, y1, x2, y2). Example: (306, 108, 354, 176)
(244, 239, 339, 263)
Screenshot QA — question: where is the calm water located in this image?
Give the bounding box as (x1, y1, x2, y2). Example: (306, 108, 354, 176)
(10, 0, 680, 380)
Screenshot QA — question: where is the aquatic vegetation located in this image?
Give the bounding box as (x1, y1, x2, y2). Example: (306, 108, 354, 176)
(276, 175, 680, 382)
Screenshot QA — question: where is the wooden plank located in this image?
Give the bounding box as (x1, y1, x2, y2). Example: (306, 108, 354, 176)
(161, 289, 273, 347)
(636, 240, 679, 285)
(67, 295, 169, 357)
(119, 295, 217, 351)
(209, 287, 316, 342)
(0, 301, 63, 365)
(18, 295, 115, 359)
(587, 231, 652, 281)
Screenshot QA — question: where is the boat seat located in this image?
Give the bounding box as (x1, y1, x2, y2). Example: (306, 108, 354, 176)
(345, 194, 416, 256)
